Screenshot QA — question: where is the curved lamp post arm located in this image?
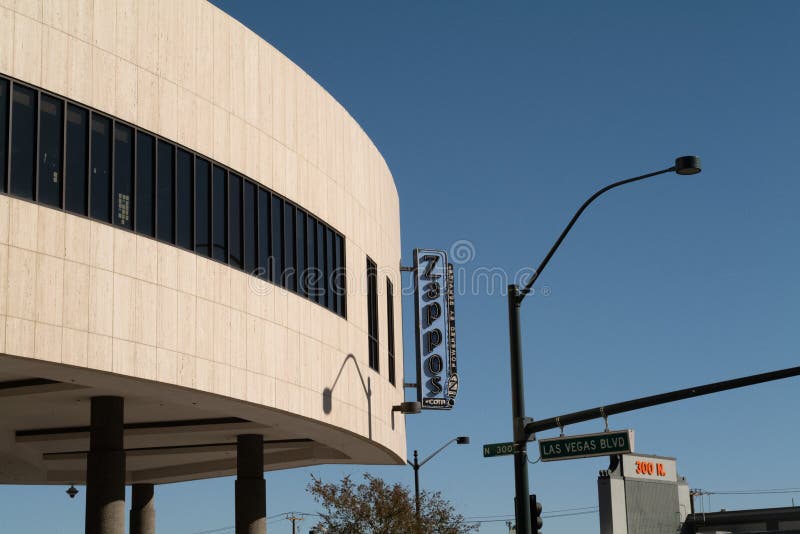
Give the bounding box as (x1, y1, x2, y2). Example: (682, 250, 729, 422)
(407, 436, 469, 468)
(519, 165, 680, 304)
(418, 438, 458, 468)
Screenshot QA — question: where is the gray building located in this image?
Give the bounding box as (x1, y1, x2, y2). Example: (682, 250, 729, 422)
(598, 453, 691, 534)
(599, 453, 800, 534)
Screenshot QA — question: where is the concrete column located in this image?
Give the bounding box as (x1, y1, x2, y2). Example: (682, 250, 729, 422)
(86, 396, 126, 534)
(130, 483, 155, 534)
(235, 434, 266, 534)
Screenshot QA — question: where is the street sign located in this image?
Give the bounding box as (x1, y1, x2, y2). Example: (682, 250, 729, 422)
(483, 441, 517, 458)
(538, 429, 634, 462)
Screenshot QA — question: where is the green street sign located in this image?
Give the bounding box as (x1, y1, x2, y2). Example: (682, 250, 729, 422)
(483, 441, 517, 458)
(538, 429, 634, 462)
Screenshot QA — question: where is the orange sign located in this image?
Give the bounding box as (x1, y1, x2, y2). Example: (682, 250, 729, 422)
(634, 460, 667, 477)
(623, 454, 677, 482)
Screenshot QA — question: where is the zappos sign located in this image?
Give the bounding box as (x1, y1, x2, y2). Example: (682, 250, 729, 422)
(413, 249, 458, 410)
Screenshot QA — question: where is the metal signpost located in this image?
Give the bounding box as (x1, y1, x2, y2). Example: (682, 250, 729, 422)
(538, 430, 634, 462)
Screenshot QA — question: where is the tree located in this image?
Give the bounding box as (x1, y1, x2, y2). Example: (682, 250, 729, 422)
(307, 473, 477, 534)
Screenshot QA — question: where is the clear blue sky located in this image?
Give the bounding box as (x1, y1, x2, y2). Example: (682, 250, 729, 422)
(4, 1, 800, 532)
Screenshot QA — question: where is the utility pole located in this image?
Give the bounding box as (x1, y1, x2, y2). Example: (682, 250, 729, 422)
(287, 514, 303, 534)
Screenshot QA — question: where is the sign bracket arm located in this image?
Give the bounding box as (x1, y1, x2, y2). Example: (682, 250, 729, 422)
(526, 364, 800, 436)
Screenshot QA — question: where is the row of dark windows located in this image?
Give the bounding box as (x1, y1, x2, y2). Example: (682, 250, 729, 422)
(364, 256, 396, 384)
(0, 75, 346, 317)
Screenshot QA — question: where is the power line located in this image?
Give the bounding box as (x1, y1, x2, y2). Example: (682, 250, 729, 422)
(193, 506, 597, 532)
(545, 509, 598, 519)
(694, 487, 800, 496)
(189, 526, 234, 534)
(711, 488, 800, 495)
(192, 511, 321, 533)
(467, 518, 515, 524)
(546, 505, 598, 514)
(466, 505, 598, 521)
(466, 508, 599, 524)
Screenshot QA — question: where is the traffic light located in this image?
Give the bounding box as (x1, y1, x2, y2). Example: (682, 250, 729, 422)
(530, 494, 543, 533)
(514, 494, 543, 533)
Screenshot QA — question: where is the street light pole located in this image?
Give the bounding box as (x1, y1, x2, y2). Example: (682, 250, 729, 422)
(408, 436, 470, 533)
(507, 156, 702, 534)
(508, 284, 530, 534)
(413, 450, 421, 528)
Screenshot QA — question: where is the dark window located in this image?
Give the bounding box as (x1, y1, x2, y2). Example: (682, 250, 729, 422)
(65, 104, 89, 215)
(243, 180, 257, 273)
(270, 195, 283, 284)
(38, 94, 63, 208)
(283, 202, 296, 291)
(316, 221, 326, 305)
(335, 234, 346, 316)
(326, 227, 335, 311)
(257, 188, 270, 279)
(387, 278, 395, 385)
(135, 132, 155, 236)
(0, 78, 7, 192)
(10, 84, 37, 200)
(176, 148, 193, 250)
(90, 114, 112, 221)
(367, 257, 379, 371)
(113, 123, 133, 229)
(156, 140, 174, 243)
(212, 165, 227, 262)
(229, 173, 242, 268)
(296, 209, 306, 297)
(306, 216, 318, 301)
(195, 158, 211, 256)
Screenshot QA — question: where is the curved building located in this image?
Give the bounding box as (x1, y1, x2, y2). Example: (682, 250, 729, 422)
(0, 0, 404, 531)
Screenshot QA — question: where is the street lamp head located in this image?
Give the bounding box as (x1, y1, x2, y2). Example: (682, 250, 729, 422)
(674, 155, 701, 175)
(392, 401, 422, 415)
(456, 436, 470, 445)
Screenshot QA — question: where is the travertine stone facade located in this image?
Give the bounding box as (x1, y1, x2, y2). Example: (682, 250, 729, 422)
(0, 0, 404, 472)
